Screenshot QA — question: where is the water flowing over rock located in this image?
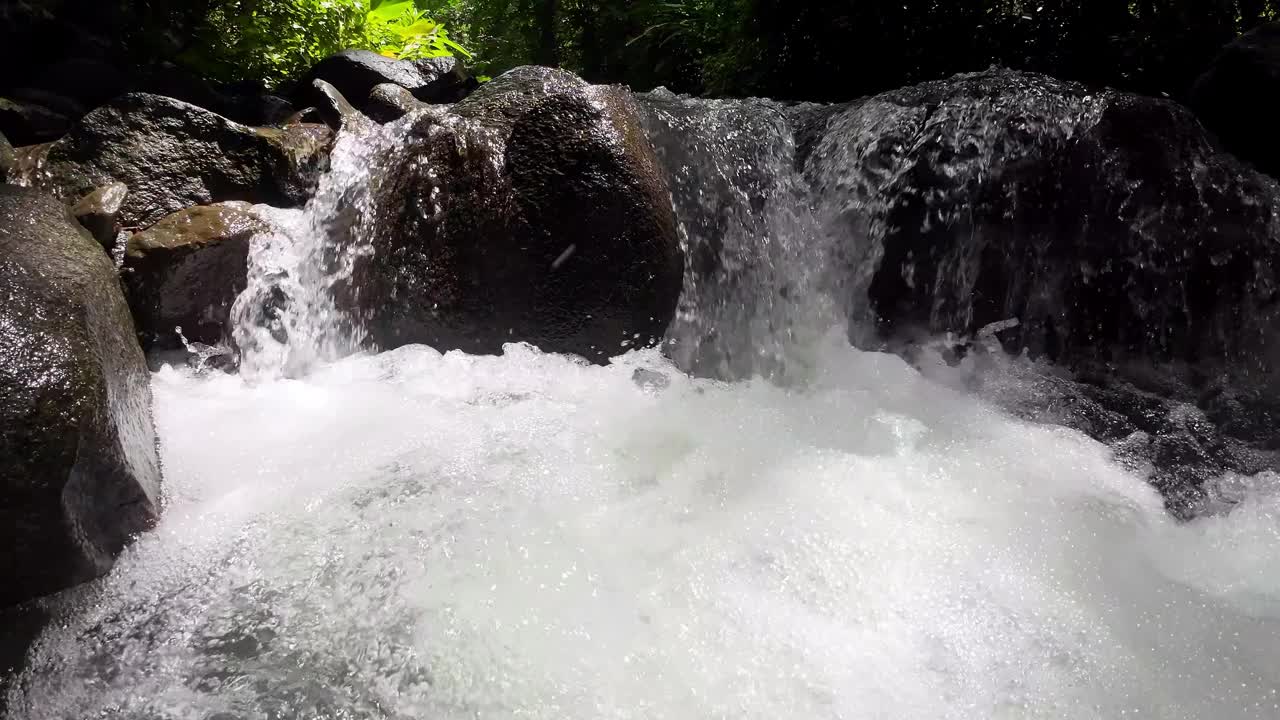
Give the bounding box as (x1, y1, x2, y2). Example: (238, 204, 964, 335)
(30, 94, 332, 228)
(635, 91, 836, 381)
(0, 185, 161, 608)
(1192, 22, 1280, 180)
(637, 69, 1280, 515)
(123, 202, 265, 351)
(231, 66, 683, 377)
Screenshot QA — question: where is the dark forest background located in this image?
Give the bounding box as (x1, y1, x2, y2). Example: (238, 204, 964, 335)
(2, 1, 1277, 102)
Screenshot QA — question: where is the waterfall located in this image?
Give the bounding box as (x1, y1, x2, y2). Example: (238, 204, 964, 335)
(9, 76, 1280, 720)
(636, 91, 841, 383)
(229, 116, 405, 379)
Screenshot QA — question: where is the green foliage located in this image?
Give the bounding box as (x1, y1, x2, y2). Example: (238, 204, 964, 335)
(364, 0, 472, 60)
(181, 0, 471, 86)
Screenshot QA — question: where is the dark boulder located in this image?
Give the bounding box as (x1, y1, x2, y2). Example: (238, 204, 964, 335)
(352, 66, 683, 361)
(71, 181, 128, 249)
(803, 68, 1280, 514)
(0, 130, 13, 183)
(296, 50, 477, 113)
(133, 64, 296, 127)
(122, 202, 263, 351)
(818, 70, 1280, 389)
(34, 94, 331, 228)
(366, 83, 426, 123)
(308, 79, 366, 131)
(1191, 22, 1280, 179)
(0, 185, 161, 608)
(0, 97, 70, 145)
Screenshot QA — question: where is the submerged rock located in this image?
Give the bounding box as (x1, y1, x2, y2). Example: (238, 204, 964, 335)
(122, 202, 263, 351)
(0, 185, 161, 607)
(355, 66, 684, 361)
(34, 94, 331, 228)
(1192, 22, 1280, 179)
(297, 50, 477, 112)
(801, 68, 1280, 514)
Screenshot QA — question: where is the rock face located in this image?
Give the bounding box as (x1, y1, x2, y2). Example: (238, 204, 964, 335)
(797, 68, 1280, 515)
(297, 50, 477, 113)
(34, 94, 331, 228)
(0, 185, 162, 607)
(122, 202, 263, 350)
(1192, 22, 1280, 179)
(0, 130, 13, 183)
(806, 71, 1280, 372)
(353, 67, 684, 360)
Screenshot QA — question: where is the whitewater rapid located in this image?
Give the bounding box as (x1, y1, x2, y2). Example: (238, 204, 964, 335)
(8, 334, 1280, 719)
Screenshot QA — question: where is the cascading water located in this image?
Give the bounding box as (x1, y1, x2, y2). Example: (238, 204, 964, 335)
(7, 83, 1280, 720)
(230, 114, 412, 380)
(636, 90, 840, 383)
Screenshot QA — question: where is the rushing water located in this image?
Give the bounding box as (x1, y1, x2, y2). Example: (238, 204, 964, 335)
(8, 85, 1280, 719)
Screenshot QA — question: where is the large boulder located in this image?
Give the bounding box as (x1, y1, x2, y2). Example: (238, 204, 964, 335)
(122, 202, 263, 351)
(807, 70, 1280, 384)
(349, 66, 683, 360)
(296, 50, 477, 112)
(1191, 22, 1280, 179)
(802, 68, 1280, 514)
(0, 185, 162, 608)
(32, 94, 331, 228)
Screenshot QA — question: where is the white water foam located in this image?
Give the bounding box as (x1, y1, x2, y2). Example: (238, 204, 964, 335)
(230, 116, 406, 381)
(9, 334, 1280, 719)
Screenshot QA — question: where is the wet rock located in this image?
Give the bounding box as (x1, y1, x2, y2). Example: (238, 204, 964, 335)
(804, 68, 1280, 513)
(8, 141, 54, 187)
(0, 131, 13, 183)
(71, 181, 128, 249)
(366, 83, 426, 123)
(297, 50, 477, 112)
(0, 96, 70, 145)
(356, 66, 683, 361)
(309, 79, 365, 131)
(0, 185, 161, 607)
(122, 202, 264, 350)
(1191, 22, 1280, 179)
(35, 93, 331, 228)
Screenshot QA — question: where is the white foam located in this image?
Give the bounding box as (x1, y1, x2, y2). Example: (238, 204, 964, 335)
(10, 334, 1280, 719)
